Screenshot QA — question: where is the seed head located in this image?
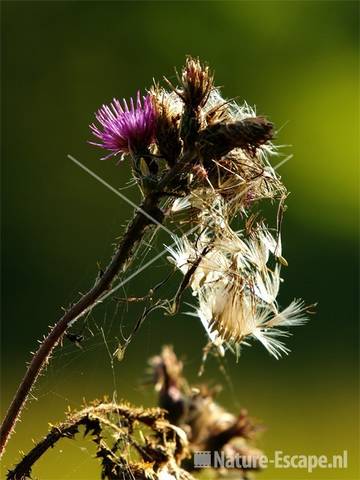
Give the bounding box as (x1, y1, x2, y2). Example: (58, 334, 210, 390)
(166, 212, 308, 359)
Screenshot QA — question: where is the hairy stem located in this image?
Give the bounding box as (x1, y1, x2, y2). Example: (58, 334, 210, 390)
(0, 152, 195, 457)
(0, 194, 160, 456)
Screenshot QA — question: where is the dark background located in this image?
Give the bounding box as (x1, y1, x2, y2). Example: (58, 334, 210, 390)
(1, 1, 358, 479)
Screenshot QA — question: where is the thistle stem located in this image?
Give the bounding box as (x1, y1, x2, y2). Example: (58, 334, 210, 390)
(0, 141, 195, 457)
(0, 193, 162, 456)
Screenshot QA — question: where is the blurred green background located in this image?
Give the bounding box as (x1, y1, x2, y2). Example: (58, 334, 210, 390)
(1, 1, 358, 479)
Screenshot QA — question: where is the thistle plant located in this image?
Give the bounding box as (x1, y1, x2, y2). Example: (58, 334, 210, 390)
(1, 57, 310, 473)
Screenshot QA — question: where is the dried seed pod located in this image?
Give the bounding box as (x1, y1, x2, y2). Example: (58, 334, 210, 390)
(199, 117, 274, 160)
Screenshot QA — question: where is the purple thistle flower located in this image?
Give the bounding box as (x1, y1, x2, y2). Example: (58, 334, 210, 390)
(90, 91, 156, 159)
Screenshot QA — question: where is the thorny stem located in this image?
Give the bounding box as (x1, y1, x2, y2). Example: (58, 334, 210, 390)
(0, 152, 195, 457)
(7, 402, 171, 480)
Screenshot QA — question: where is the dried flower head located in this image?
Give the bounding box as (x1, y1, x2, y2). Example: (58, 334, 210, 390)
(151, 87, 183, 166)
(178, 56, 214, 110)
(149, 346, 264, 479)
(90, 91, 156, 159)
(199, 116, 274, 160)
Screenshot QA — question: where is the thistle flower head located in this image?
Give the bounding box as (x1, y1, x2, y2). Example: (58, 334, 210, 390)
(90, 91, 156, 159)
